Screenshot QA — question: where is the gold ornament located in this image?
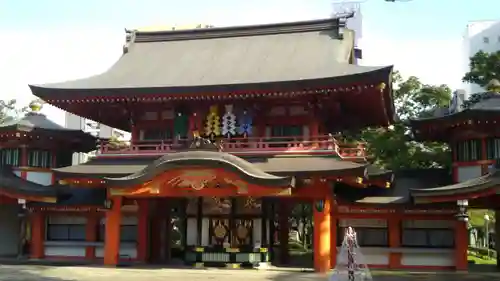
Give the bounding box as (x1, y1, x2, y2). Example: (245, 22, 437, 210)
(376, 82, 386, 91)
(236, 225, 248, 239)
(214, 224, 226, 239)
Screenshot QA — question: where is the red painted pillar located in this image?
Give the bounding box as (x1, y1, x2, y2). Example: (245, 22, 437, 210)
(164, 200, 172, 263)
(30, 212, 45, 259)
(330, 199, 337, 269)
(278, 200, 290, 265)
(313, 198, 331, 274)
(455, 220, 468, 271)
(104, 196, 123, 266)
(388, 213, 402, 269)
(85, 215, 98, 260)
(136, 200, 149, 263)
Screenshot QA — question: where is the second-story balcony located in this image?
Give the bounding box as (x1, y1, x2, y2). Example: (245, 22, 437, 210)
(96, 135, 367, 160)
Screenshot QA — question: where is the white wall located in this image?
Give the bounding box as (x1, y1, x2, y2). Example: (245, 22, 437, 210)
(462, 20, 500, 96)
(332, 2, 363, 64)
(457, 165, 482, 182)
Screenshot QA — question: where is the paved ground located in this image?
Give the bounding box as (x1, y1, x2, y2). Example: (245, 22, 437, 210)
(2, 265, 500, 281)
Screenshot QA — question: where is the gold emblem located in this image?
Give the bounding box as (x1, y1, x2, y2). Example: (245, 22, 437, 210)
(236, 225, 248, 239)
(214, 224, 227, 239)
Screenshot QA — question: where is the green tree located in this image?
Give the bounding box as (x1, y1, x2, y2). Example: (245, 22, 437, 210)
(355, 72, 452, 170)
(463, 50, 500, 88)
(0, 99, 26, 123)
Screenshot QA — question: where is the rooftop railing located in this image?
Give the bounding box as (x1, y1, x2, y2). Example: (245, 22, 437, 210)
(97, 135, 367, 159)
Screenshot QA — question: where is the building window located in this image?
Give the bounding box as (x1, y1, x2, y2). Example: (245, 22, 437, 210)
(0, 148, 20, 166)
(46, 216, 86, 241)
(486, 137, 500, 160)
(270, 125, 303, 137)
(401, 220, 454, 248)
(337, 227, 389, 247)
(455, 139, 482, 162)
(27, 149, 52, 168)
(141, 129, 173, 141)
(98, 216, 138, 242)
(483, 36, 489, 44)
(336, 219, 388, 247)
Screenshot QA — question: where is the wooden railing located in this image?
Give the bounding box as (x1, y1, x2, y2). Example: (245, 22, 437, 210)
(97, 135, 367, 159)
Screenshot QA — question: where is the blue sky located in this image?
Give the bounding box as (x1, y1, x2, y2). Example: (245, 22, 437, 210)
(0, 0, 498, 124)
(1, 0, 497, 38)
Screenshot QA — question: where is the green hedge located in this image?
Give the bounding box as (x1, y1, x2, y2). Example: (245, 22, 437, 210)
(469, 246, 497, 259)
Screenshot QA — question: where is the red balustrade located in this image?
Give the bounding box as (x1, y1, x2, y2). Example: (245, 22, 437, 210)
(97, 135, 367, 159)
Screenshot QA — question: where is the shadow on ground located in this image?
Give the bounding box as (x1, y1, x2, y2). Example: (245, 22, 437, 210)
(0, 265, 75, 281)
(270, 271, 500, 281)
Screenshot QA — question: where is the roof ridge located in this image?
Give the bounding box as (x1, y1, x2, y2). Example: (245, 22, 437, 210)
(128, 18, 345, 43)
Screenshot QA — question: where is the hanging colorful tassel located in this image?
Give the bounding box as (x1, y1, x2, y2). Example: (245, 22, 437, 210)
(222, 104, 237, 138)
(238, 110, 253, 137)
(205, 105, 221, 139)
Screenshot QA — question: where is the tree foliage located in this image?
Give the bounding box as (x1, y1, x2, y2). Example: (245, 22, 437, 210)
(0, 99, 26, 123)
(463, 50, 500, 88)
(105, 135, 130, 151)
(353, 72, 452, 170)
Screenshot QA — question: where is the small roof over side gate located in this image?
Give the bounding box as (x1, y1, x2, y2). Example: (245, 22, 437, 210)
(410, 170, 500, 204)
(409, 91, 500, 142)
(0, 101, 98, 152)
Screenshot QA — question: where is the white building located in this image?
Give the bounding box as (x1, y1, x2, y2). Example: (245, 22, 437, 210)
(462, 20, 500, 95)
(65, 112, 129, 164)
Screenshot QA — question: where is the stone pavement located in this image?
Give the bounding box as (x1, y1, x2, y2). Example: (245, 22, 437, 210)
(2, 265, 500, 281)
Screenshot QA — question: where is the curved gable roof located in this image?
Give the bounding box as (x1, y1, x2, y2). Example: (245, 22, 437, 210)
(30, 18, 392, 100)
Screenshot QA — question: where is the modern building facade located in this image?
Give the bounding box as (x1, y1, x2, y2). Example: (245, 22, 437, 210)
(462, 20, 500, 95)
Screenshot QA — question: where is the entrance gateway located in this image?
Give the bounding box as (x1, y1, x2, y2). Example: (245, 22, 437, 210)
(102, 143, 299, 268)
(0, 18, 480, 273)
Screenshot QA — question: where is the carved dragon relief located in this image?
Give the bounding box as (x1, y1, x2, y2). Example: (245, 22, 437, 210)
(110, 169, 292, 196)
(165, 170, 217, 190)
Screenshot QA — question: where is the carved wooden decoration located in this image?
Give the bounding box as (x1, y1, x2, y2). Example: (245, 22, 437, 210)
(233, 219, 253, 246)
(210, 218, 229, 245)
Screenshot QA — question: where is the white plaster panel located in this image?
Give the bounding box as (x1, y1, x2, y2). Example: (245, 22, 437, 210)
(45, 246, 85, 257)
(201, 218, 209, 246)
(187, 218, 197, 246)
(457, 166, 482, 182)
(253, 219, 262, 246)
(401, 252, 454, 267)
(0, 205, 20, 256)
(338, 247, 389, 265)
(302, 126, 310, 140)
(13, 170, 21, 177)
(26, 171, 52, 186)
